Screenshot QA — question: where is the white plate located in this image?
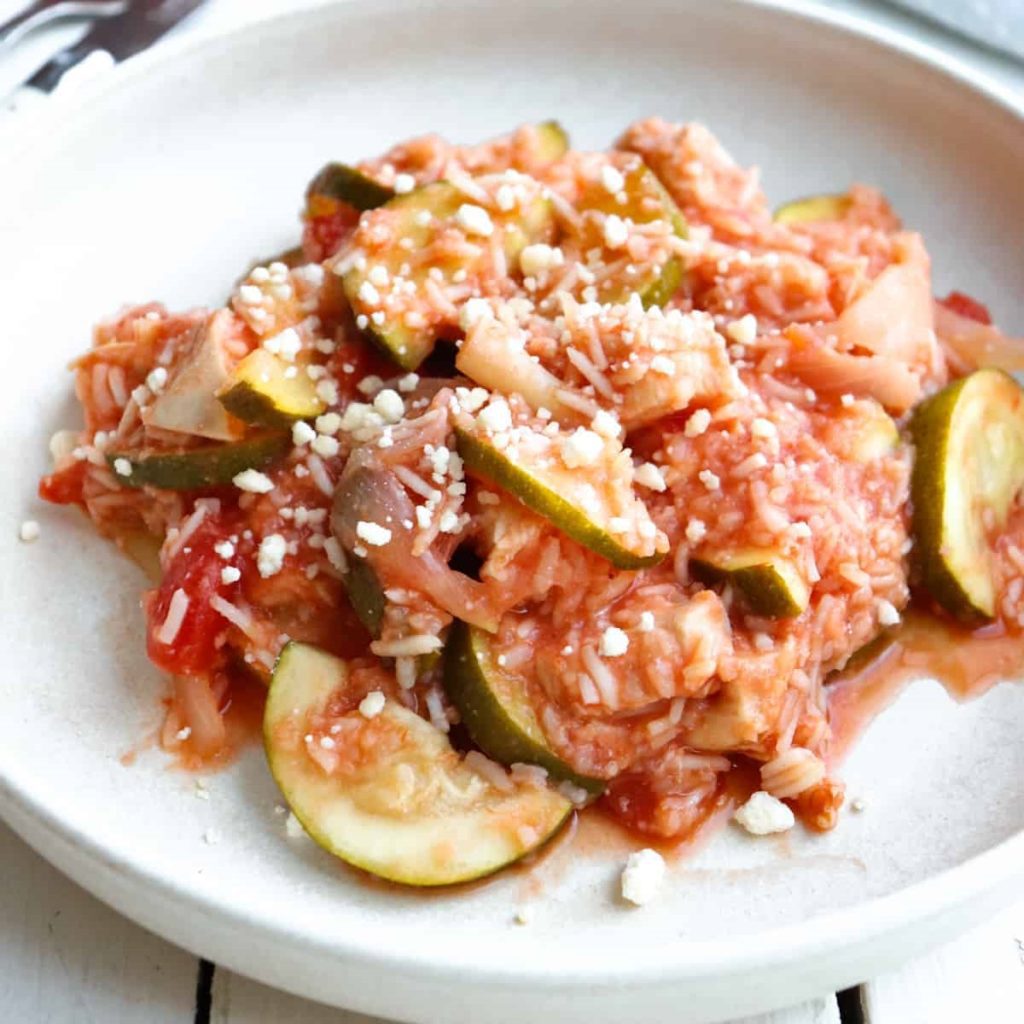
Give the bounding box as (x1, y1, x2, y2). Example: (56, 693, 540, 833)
(2, 2, 1023, 1021)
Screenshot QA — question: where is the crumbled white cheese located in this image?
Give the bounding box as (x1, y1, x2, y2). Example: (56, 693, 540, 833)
(323, 537, 347, 574)
(496, 183, 517, 211)
(315, 379, 339, 405)
(438, 510, 461, 534)
(263, 327, 302, 361)
(397, 373, 420, 393)
(455, 203, 494, 237)
(876, 598, 901, 627)
(373, 388, 405, 424)
(359, 690, 386, 719)
(357, 280, 381, 306)
(519, 243, 564, 276)
(603, 214, 629, 249)
(388, 172, 414, 195)
(311, 434, 340, 458)
(751, 417, 776, 439)
(356, 521, 392, 547)
(459, 297, 493, 332)
(368, 265, 390, 288)
(477, 399, 513, 434)
(685, 518, 707, 544)
(453, 386, 489, 413)
(239, 284, 263, 305)
(840, 393, 855, 408)
(233, 469, 274, 493)
(685, 408, 712, 438)
(725, 314, 758, 346)
(698, 469, 721, 491)
(18, 520, 40, 543)
(620, 848, 666, 906)
(650, 354, 676, 376)
(600, 164, 625, 194)
(590, 409, 621, 439)
(599, 625, 630, 657)
(634, 462, 666, 491)
(212, 540, 234, 560)
(638, 611, 655, 632)
(291, 420, 316, 446)
(314, 412, 342, 436)
(113, 457, 133, 478)
(145, 367, 168, 394)
(257, 534, 287, 578)
(733, 791, 795, 835)
(220, 566, 241, 585)
(561, 427, 604, 469)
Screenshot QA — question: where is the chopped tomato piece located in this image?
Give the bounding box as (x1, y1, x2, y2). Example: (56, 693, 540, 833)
(146, 514, 240, 677)
(940, 290, 992, 326)
(302, 199, 360, 262)
(39, 462, 87, 506)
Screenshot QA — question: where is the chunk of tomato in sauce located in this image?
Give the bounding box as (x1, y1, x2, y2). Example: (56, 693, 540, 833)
(939, 290, 992, 325)
(302, 198, 361, 263)
(38, 461, 87, 506)
(146, 513, 239, 678)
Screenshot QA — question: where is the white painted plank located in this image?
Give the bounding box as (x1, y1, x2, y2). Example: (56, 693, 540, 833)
(864, 900, 1024, 1024)
(213, 968, 837, 1024)
(0, 821, 198, 1023)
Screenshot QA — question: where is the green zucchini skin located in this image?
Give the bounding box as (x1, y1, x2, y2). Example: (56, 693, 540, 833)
(108, 432, 290, 490)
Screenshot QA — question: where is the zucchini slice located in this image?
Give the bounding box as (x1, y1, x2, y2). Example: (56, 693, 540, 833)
(444, 623, 603, 795)
(453, 414, 667, 570)
(692, 549, 809, 618)
(341, 178, 556, 370)
(108, 432, 290, 490)
(576, 160, 687, 308)
(265, 642, 572, 886)
(306, 163, 394, 212)
(773, 193, 852, 225)
(529, 120, 570, 163)
(341, 553, 386, 636)
(216, 349, 325, 427)
(910, 368, 1024, 623)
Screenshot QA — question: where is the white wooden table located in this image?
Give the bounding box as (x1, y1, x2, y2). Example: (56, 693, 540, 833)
(1, 1, 1022, 1021)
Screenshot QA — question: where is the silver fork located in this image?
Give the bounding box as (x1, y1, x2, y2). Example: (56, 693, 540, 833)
(0, 0, 128, 46)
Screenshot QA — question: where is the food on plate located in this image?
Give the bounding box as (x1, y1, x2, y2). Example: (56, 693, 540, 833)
(39, 118, 1024, 890)
(909, 369, 1024, 625)
(444, 622, 605, 795)
(265, 642, 572, 885)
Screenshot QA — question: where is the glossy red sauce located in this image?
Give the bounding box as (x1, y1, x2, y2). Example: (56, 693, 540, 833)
(827, 609, 1024, 764)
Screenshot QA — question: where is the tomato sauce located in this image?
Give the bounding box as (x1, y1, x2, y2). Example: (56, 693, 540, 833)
(827, 608, 1024, 764)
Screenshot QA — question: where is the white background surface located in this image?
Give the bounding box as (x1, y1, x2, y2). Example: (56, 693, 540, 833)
(0, 1, 1022, 1021)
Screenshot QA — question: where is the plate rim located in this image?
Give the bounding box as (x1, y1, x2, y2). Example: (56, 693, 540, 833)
(2, 0, 1023, 996)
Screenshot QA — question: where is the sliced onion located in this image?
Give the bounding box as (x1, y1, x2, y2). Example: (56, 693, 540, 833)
(834, 234, 934, 368)
(934, 301, 1024, 376)
(332, 452, 499, 631)
(785, 324, 921, 413)
(173, 674, 227, 756)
